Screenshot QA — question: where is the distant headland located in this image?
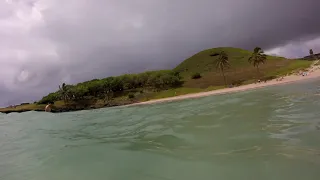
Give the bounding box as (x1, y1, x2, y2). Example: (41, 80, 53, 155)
(1, 47, 317, 114)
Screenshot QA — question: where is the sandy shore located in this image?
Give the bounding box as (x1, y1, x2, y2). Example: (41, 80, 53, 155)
(128, 61, 320, 107)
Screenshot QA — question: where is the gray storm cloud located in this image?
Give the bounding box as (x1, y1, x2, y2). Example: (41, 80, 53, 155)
(0, 0, 320, 106)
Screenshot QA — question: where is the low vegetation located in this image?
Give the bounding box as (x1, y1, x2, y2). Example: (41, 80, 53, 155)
(191, 72, 201, 79)
(0, 47, 314, 114)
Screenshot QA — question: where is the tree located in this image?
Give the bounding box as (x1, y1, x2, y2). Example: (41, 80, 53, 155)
(86, 80, 103, 97)
(310, 49, 314, 56)
(248, 47, 267, 75)
(101, 80, 114, 104)
(59, 83, 69, 104)
(215, 51, 230, 86)
(69, 85, 89, 100)
(38, 92, 60, 104)
(137, 72, 150, 87)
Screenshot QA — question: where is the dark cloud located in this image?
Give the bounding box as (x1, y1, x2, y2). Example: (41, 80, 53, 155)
(1, 0, 320, 106)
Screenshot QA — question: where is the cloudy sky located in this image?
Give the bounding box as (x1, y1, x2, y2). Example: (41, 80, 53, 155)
(0, 0, 320, 106)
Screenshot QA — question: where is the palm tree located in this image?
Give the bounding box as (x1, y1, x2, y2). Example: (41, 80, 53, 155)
(248, 47, 267, 75)
(59, 83, 69, 104)
(310, 49, 314, 56)
(214, 51, 230, 86)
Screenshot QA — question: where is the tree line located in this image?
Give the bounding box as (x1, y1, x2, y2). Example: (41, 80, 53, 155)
(38, 70, 182, 104)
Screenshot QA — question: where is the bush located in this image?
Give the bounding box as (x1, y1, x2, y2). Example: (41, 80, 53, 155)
(261, 76, 277, 82)
(38, 92, 61, 104)
(191, 72, 202, 79)
(69, 85, 89, 100)
(128, 93, 135, 99)
(231, 79, 245, 86)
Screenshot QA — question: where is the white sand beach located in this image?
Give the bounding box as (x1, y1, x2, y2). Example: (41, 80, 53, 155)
(129, 60, 320, 106)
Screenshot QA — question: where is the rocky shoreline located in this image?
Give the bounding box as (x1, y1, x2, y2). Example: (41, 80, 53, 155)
(0, 100, 137, 114)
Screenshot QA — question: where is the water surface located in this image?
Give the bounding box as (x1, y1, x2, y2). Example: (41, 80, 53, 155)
(1, 79, 320, 180)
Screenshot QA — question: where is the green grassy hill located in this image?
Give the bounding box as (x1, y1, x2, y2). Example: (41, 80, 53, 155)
(174, 47, 309, 88)
(0, 47, 313, 114)
(175, 47, 283, 73)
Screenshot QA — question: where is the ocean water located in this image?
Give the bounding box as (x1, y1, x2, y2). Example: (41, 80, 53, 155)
(1, 79, 320, 180)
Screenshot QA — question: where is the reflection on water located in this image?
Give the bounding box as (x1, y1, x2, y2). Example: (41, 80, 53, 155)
(1, 79, 320, 180)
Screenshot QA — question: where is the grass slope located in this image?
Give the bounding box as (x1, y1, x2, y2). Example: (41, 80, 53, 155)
(0, 47, 313, 113)
(175, 47, 310, 88)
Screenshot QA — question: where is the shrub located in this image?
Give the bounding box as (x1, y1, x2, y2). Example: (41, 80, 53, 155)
(128, 93, 135, 99)
(231, 79, 245, 86)
(38, 92, 60, 104)
(69, 85, 89, 100)
(261, 76, 277, 82)
(191, 72, 201, 79)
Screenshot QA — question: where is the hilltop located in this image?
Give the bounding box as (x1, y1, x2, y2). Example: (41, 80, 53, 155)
(0, 47, 313, 114)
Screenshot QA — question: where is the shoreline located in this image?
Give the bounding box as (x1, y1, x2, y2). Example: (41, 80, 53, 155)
(126, 63, 320, 107)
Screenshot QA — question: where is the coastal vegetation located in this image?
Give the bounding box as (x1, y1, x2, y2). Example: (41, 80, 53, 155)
(0, 47, 313, 114)
(248, 47, 267, 75)
(38, 70, 183, 105)
(214, 51, 230, 86)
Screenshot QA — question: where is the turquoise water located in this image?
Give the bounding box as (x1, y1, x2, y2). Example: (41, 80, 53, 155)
(1, 79, 320, 180)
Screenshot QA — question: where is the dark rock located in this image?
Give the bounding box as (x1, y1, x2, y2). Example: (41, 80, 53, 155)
(302, 53, 320, 60)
